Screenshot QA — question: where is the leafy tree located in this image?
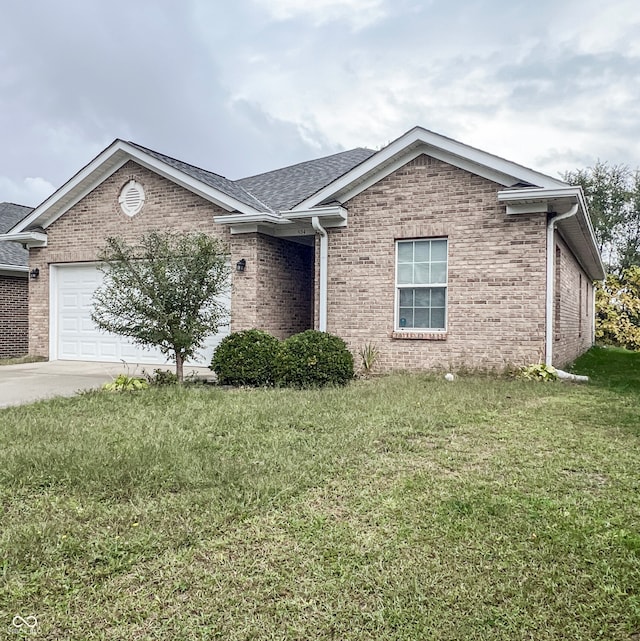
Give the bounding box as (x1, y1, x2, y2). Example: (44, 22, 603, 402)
(618, 171, 640, 271)
(595, 266, 640, 350)
(564, 161, 640, 271)
(92, 231, 230, 381)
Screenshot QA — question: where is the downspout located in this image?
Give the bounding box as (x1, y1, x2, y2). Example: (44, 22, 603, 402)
(312, 216, 328, 332)
(545, 203, 579, 366)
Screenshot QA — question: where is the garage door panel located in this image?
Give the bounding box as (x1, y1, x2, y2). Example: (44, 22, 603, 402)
(54, 264, 229, 366)
(79, 342, 99, 358)
(80, 292, 95, 308)
(61, 293, 79, 308)
(97, 342, 118, 359)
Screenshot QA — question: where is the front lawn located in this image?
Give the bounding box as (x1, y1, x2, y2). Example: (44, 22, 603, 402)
(1, 347, 639, 640)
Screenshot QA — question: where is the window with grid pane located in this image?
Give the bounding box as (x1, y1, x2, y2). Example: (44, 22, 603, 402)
(396, 239, 447, 330)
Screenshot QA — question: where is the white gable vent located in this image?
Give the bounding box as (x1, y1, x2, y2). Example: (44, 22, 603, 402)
(118, 180, 145, 216)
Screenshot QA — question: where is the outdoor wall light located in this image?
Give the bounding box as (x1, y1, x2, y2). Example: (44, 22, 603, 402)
(29, 268, 40, 280)
(236, 259, 246, 272)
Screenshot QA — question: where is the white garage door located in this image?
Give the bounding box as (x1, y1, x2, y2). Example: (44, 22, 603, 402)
(52, 263, 230, 366)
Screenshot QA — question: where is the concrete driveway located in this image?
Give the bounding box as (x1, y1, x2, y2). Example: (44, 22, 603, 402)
(0, 360, 211, 408)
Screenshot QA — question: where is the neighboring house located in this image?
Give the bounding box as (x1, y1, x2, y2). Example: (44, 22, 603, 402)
(0, 202, 32, 359)
(0, 127, 604, 370)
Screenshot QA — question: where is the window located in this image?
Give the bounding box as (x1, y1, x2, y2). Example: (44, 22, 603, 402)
(396, 238, 447, 331)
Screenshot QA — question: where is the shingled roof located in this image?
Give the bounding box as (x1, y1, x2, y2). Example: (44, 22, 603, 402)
(237, 148, 376, 211)
(0, 202, 31, 268)
(129, 142, 375, 212)
(127, 142, 276, 212)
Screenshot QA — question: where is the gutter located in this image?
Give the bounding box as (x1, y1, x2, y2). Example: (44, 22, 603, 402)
(545, 203, 579, 366)
(0, 264, 28, 272)
(0, 231, 48, 247)
(311, 216, 328, 332)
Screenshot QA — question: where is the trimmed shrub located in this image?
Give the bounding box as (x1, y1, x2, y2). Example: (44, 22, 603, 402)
(211, 329, 280, 386)
(275, 330, 354, 387)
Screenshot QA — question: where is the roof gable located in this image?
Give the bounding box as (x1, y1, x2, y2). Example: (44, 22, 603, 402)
(9, 140, 267, 234)
(293, 127, 569, 210)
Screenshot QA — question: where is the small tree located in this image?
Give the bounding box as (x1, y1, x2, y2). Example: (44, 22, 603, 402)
(596, 266, 640, 350)
(91, 231, 230, 381)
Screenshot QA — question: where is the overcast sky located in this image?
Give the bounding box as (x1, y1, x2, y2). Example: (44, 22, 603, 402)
(2, 0, 640, 207)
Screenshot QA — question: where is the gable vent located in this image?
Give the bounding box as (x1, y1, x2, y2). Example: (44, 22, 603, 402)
(119, 180, 145, 216)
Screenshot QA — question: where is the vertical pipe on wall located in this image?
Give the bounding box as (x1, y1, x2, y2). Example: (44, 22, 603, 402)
(545, 203, 579, 366)
(311, 216, 328, 332)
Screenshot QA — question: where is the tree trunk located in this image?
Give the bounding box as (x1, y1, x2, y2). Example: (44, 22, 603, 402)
(175, 351, 184, 383)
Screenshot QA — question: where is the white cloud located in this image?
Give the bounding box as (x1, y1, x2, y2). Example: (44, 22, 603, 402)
(2, 0, 640, 197)
(251, 0, 387, 30)
(0, 176, 55, 208)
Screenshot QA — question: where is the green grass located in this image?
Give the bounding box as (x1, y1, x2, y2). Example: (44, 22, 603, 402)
(1, 348, 639, 639)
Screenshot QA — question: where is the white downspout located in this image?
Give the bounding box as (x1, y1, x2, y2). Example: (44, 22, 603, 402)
(545, 203, 579, 366)
(312, 216, 328, 332)
(591, 280, 596, 345)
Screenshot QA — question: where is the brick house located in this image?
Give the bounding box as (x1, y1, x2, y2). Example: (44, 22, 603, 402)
(1, 127, 604, 370)
(0, 202, 32, 359)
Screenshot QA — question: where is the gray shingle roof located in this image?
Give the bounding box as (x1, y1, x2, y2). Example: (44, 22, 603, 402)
(127, 142, 271, 211)
(128, 142, 375, 213)
(0, 202, 31, 268)
(237, 148, 376, 211)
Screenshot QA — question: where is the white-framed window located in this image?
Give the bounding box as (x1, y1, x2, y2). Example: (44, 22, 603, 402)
(396, 238, 448, 331)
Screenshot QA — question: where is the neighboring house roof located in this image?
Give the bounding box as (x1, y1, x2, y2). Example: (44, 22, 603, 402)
(237, 148, 375, 211)
(0, 202, 31, 271)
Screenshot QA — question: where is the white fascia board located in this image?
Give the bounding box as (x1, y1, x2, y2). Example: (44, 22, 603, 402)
(10, 140, 260, 234)
(0, 232, 47, 247)
(8, 141, 130, 233)
(214, 212, 287, 226)
(0, 264, 28, 274)
(282, 205, 346, 219)
(282, 206, 347, 227)
(497, 186, 582, 204)
(295, 126, 568, 209)
(229, 223, 260, 235)
(504, 202, 550, 215)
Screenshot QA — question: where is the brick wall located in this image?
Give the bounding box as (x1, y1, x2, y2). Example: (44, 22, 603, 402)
(0, 274, 28, 358)
(317, 154, 548, 371)
(29, 161, 235, 358)
(232, 233, 313, 338)
(552, 232, 594, 367)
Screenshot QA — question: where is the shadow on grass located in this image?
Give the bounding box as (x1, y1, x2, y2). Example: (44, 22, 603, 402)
(571, 346, 640, 394)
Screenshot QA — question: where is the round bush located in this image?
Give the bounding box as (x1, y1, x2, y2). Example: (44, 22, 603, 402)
(275, 330, 354, 388)
(210, 329, 280, 386)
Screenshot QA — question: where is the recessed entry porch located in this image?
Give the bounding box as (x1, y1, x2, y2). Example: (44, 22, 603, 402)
(218, 206, 346, 336)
